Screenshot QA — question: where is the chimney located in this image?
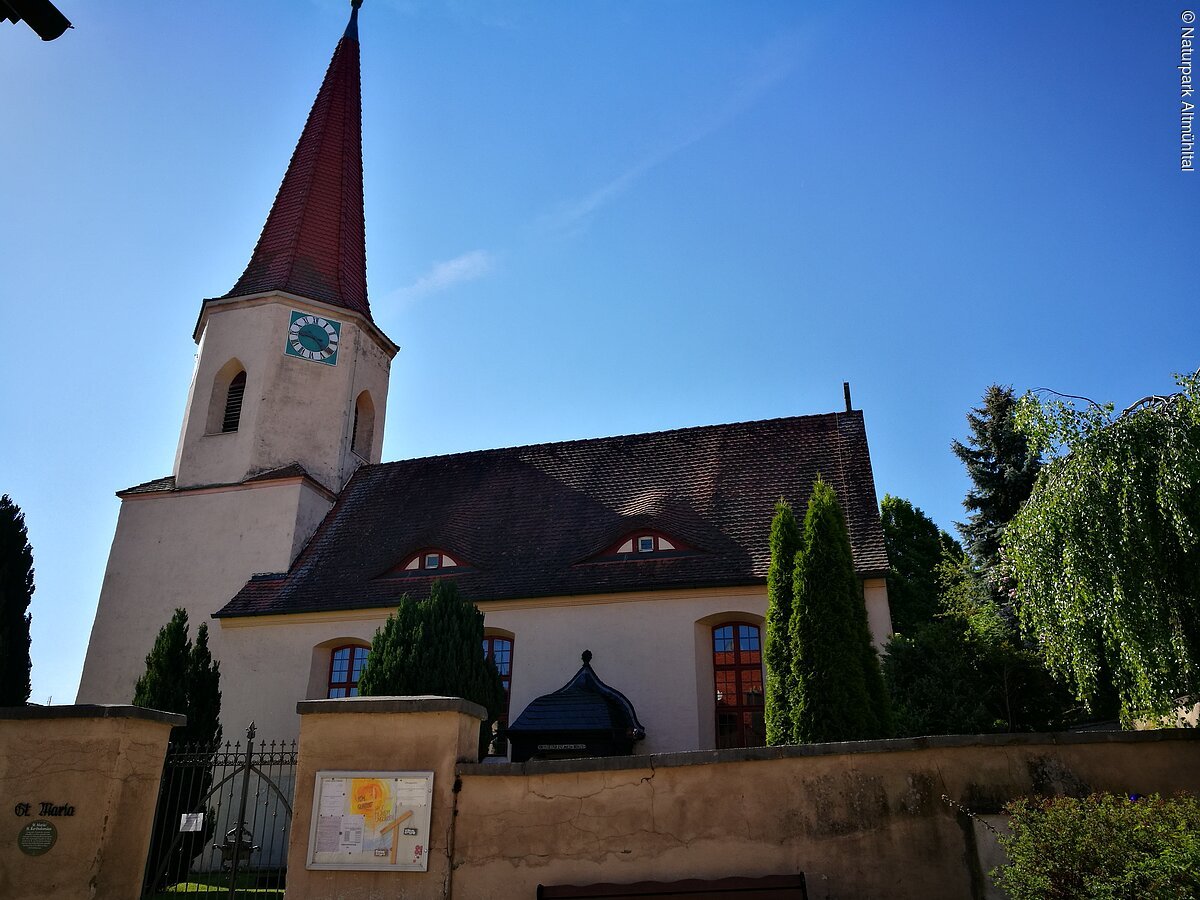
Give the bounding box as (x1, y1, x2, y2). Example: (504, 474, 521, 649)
(843, 381, 852, 412)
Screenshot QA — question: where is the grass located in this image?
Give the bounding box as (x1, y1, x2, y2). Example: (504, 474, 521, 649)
(149, 873, 284, 897)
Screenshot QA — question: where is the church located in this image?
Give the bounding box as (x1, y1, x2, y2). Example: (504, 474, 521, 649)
(76, 1, 893, 755)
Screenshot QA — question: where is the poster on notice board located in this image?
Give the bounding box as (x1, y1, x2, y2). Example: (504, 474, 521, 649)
(306, 770, 434, 871)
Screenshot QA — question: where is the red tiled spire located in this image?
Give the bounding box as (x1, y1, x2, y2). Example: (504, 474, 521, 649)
(224, 2, 370, 318)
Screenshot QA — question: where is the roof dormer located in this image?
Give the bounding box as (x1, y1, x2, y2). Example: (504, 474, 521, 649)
(380, 548, 467, 578)
(586, 529, 693, 563)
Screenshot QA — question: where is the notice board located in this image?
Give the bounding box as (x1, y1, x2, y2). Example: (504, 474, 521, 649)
(306, 770, 434, 871)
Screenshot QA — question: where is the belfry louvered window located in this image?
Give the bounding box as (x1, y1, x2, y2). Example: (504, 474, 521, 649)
(222, 371, 247, 433)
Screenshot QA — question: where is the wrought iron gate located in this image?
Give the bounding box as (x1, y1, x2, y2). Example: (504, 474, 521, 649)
(141, 724, 297, 898)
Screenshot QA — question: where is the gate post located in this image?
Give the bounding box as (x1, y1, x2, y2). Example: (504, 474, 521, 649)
(286, 696, 485, 900)
(0, 705, 184, 900)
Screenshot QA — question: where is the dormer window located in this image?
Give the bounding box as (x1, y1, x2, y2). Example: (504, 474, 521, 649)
(382, 549, 466, 578)
(615, 533, 676, 554)
(589, 531, 688, 562)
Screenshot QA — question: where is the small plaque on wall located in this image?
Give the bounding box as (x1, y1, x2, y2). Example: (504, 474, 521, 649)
(306, 771, 434, 871)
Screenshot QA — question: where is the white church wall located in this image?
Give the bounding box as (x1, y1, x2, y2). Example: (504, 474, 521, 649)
(219, 610, 389, 738)
(483, 587, 769, 755)
(864, 577, 892, 650)
(216, 581, 889, 751)
(76, 479, 332, 710)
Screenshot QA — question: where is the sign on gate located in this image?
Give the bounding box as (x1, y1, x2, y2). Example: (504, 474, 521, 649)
(305, 771, 434, 872)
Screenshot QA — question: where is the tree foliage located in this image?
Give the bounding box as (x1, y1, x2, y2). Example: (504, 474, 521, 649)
(885, 551, 1083, 736)
(133, 608, 223, 889)
(133, 607, 223, 746)
(0, 494, 34, 706)
(992, 793, 1200, 899)
(789, 478, 891, 742)
(880, 494, 962, 635)
(358, 580, 505, 757)
(764, 498, 801, 745)
(1005, 372, 1200, 723)
(952, 385, 1042, 572)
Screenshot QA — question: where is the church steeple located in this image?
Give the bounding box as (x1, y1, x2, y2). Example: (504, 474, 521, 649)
(224, 0, 370, 318)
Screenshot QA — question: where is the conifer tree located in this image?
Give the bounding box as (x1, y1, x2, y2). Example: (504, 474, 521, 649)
(764, 498, 801, 745)
(134, 608, 223, 889)
(951, 385, 1042, 571)
(0, 495, 34, 706)
(879, 494, 962, 635)
(358, 581, 504, 757)
(789, 478, 891, 742)
(134, 609, 190, 723)
(185, 623, 223, 747)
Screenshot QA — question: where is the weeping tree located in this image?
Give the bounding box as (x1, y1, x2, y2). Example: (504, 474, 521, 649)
(764, 498, 801, 745)
(1005, 371, 1200, 724)
(790, 478, 891, 742)
(358, 580, 505, 758)
(134, 609, 222, 889)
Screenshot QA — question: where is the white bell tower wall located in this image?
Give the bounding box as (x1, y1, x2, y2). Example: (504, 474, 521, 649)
(174, 292, 395, 493)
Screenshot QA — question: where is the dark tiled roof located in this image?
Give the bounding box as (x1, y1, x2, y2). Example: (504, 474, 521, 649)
(220, 10, 370, 318)
(216, 411, 889, 618)
(118, 463, 319, 498)
(119, 475, 176, 496)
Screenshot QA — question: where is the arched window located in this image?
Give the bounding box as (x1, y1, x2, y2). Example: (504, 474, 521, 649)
(351, 390, 375, 458)
(222, 371, 247, 433)
(482, 634, 514, 755)
(712, 622, 765, 749)
(327, 644, 369, 698)
(206, 359, 247, 434)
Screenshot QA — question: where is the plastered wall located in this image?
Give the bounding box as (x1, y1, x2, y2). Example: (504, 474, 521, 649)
(175, 295, 393, 492)
(285, 698, 485, 900)
(282, 698, 1200, 900)
(219, 580, 891, 750)
(76, 479, 330, 731)
(0, 706, 180, 900)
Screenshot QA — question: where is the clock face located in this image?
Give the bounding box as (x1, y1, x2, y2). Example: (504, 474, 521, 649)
(285, 311, 341, 365)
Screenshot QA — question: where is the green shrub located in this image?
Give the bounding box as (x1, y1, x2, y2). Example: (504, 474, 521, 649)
(993, 792, 1200, 899)
(358, 581, 504, 758)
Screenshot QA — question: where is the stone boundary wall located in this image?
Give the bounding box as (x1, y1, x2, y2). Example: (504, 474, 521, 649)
(281, 698, 1199, 900)
(0, 704, 183, 900)
(452, 730, 1200, 900)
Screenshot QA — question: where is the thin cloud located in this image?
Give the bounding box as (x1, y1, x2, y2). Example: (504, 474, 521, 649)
(397, 249, 496, 300)
(541, 31, 806, 235)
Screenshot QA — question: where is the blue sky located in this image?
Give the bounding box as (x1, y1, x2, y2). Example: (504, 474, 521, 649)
(1, 1, 1195, 706)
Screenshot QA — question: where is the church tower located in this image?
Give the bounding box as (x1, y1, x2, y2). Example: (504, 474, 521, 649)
(77, 1, 393, 708)
(176, 0, 395, 493)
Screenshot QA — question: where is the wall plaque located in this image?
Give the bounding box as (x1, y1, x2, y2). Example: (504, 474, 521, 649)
(17, 820, 57, 856)
(306, 770, 434, 872)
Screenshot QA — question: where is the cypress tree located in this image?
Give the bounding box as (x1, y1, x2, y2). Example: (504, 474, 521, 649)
(764, 498, 801, 745)
(790, 478, 890, 742)
(134, 608, 222, 889)
(133, 608, 223, 745)
(133, 608, 191, 721)
(358, 581, 504, 757)
(185, 623, 223, 747)
(0, 495, 34, 706)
